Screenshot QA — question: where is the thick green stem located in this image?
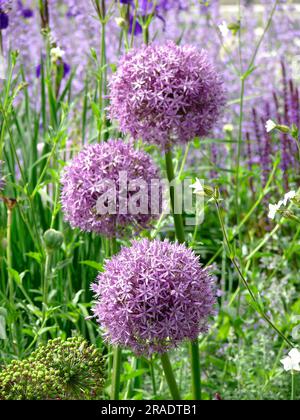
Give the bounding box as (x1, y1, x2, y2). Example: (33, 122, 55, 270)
(189, 340, 202, 400)
(165, 150, 185, 244)
(42, 251, 52, 321)
(160, 353, 181, 400)
(291, 372, 296, 401)
(109, 237, 122, 400)
(111, 346, 122, 400)
(165, 149, 202, 399)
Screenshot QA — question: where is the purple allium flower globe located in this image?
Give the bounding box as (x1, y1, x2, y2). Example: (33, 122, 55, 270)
(92, 239, 216, 356)
(109, 42, 226, 149)
(61, 140, 161, 237)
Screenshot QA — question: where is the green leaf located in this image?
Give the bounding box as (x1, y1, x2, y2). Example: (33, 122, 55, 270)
(26, 252, 43, 265)
(80, 260, 103, 271)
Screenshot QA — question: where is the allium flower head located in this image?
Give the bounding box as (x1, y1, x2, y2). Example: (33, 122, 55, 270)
(92, 239, 216, 355)
(109, 42, 226, 149)
(61, 140, 161, 237)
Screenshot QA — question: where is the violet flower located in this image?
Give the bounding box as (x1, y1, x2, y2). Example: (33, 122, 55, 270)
(92, 239, 216, 356)
(109, 42, 225, 149)
(61, 140, 161, 237)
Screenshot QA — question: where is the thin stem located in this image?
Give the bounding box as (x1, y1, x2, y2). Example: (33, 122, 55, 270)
(160, 353, 181, 400)
(215, 199, 293, 347)
(111, 346, 122, 400)
(235, 77, 245, 221)
(6, 205, 13, 305)
(246, 187, 300, 261)
(189, 340, 202, 400)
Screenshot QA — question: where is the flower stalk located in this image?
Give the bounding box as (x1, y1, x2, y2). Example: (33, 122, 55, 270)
(165, 149, 202, 400)
(160, 353, 181, 400)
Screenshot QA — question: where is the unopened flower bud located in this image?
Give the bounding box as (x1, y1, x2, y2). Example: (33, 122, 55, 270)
(115, 17, 127, 29)
(43, 229, 63, 252)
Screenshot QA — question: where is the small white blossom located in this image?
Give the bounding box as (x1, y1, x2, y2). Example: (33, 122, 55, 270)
(223, 124, 234, 133)
(50, 47, 65, 63)
(268, 191, 297, 220)
(281, 348, 300, 372)
(218, 21, 229, 39)
(190, 179, 205, 196)
(254, 27, 264, 38)
(265, 119, 277, 133)
(283, 190, 296, 206)
(268, 203, 281, 220)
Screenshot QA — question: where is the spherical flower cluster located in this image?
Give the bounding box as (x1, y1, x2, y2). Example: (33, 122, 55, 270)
(0, 337, 104, 400)
(109, 42, 226, 149)
(92, 239, 216, 356)
(61, 140, 161, 237)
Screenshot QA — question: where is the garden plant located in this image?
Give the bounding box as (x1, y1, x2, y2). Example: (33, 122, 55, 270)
(0, 0, 300, 402)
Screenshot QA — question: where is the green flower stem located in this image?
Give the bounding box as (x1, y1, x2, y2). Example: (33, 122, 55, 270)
(42, 250, 52, 321)
(291, 372, 296, 401)
(165, 149, 201, 400)
(164, 150, 185, 244)
(189, 340, 202, 400)
(150, 357, 157, 397)
(160, 353, 181, 400)
(109, 237, 122, 400)
(6, 204, 14, 306)
(111, 346, 122, 400)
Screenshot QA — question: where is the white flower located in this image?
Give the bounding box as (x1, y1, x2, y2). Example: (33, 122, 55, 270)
(268, 203, 281, 220)
(190, 179, 205, 196)
(281, 348, 300, 372)
(115, 17, 126, 28)
(254, 27, 264, 38)
(265, 119, 277, 133)
(268, 191, 297, 220)
(50, 47, 65, 63)
(223, 124, 234, 133)
(283, 190, 296, 206)
(218, 21, 229, 39)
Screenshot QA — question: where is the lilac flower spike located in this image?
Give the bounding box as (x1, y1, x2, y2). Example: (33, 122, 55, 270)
(61, 140, 161, 237)
(92, 239, 216, 356)
(109, 42, 226, 149)
(0, 0, 11, 30)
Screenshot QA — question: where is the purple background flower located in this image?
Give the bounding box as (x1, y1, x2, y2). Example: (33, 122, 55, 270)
(109, 42, 226, 149)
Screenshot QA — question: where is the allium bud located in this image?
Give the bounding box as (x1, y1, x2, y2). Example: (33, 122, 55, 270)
(0, 337, 105, 400)
(43, 229, 64, 252)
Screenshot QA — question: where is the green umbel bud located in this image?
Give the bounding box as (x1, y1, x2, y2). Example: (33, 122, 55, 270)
(43, 229, 64, 252)
(0, 337, 104, 400)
